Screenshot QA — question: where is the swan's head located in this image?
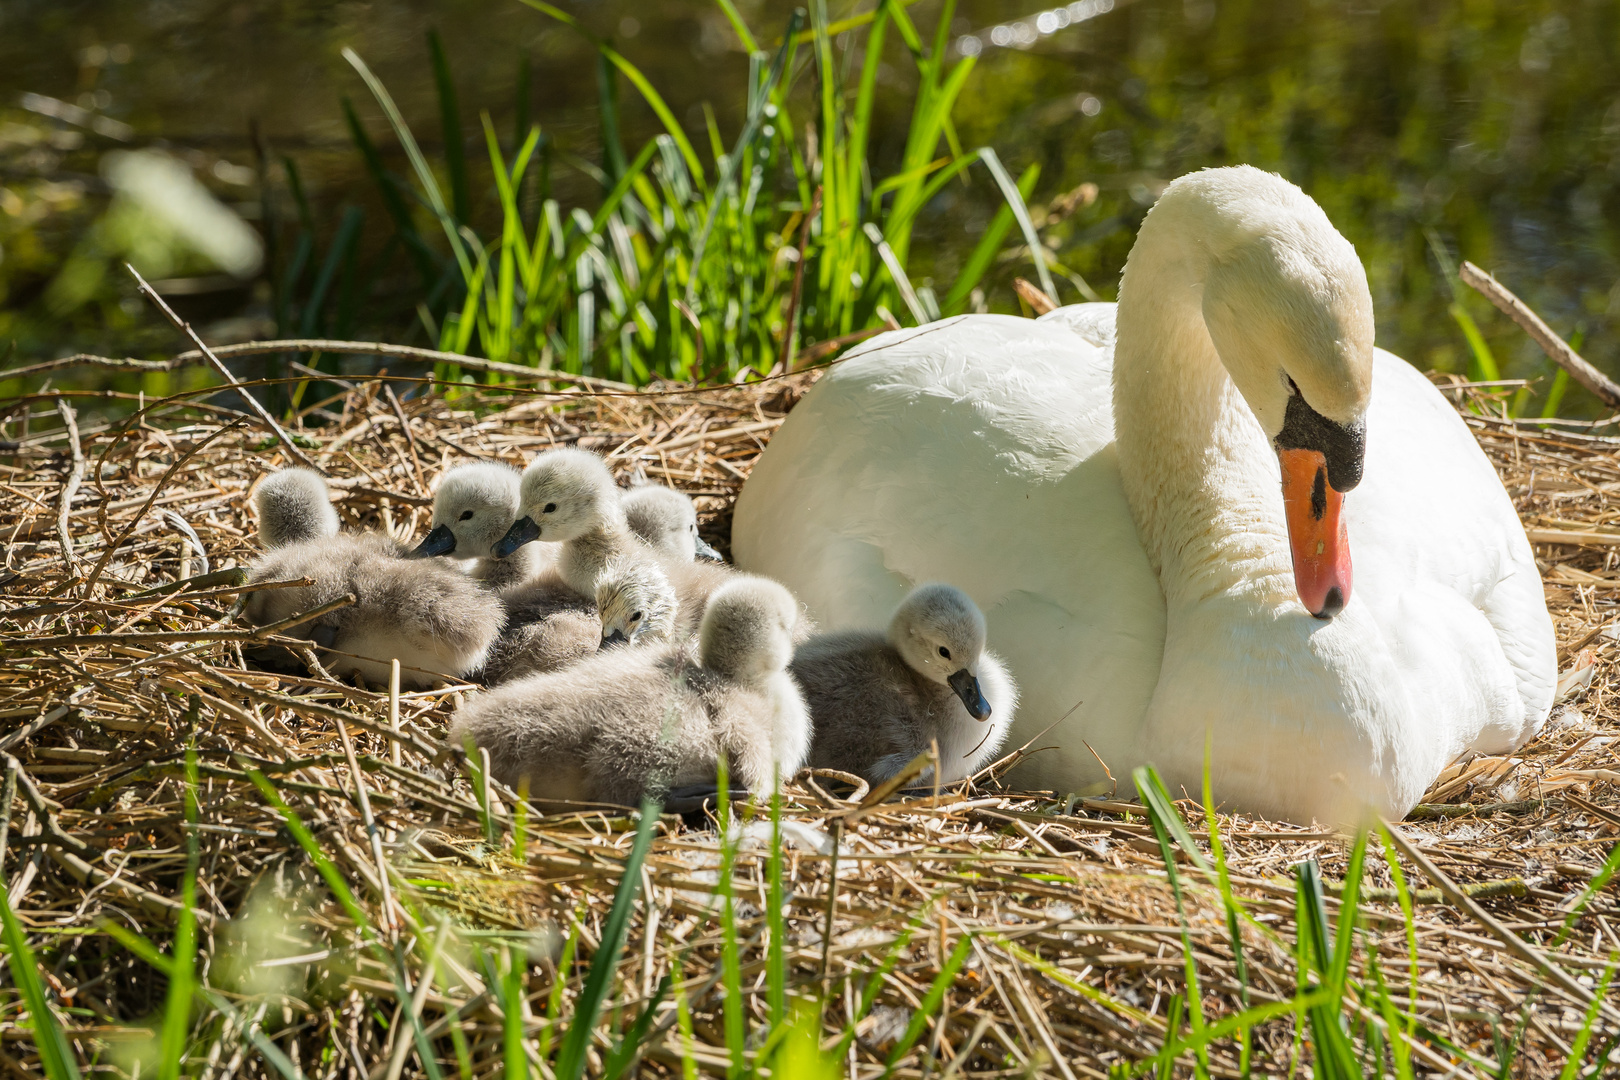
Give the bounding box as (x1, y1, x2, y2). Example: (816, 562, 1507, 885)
(1170, 167, 1374, 619)
(413, 462, 520, 560)
(622, 484, 725, 563)
(888, 583, 994, 721)
(596, 557, 679, 649)
(494, 448, 620, 557)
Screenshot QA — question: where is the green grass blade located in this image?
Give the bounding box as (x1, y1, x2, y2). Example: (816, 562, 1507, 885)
(1200, 739, 1250, 1073)
(767, 774, 786, 1030)
(299, 206, 365, 337)
(516, 1, 706, 187)
(602, 974, 671, 1077)
(157, 743, 202, 1080)
(979, 148, 1057, 304)
(1541, 366, 1571, 418)
(717, 761, 745, 1079)
(941, 161, 1037, 315)
(685, 10, 800, 306)
(341, 97, 437, 289)
(427, 29, 470, 224)
(1558, 954, 1618, 1080)
(504, 944, 529, 1080)
(596, 52, 629, 183)
(1134, 765, 1214, 874)
(1328, 830, 1368, 993)
(246, 767, 376, 941)
(880, 932, 973, 1077)
(343, 47, 473, 280)
(1135, 766, 1209, 1078)
(0, 890, 81, 1080)
(554, 799, 660, 1080)
(1551, 836, 1620, 948)
(713, 0, 759, 52)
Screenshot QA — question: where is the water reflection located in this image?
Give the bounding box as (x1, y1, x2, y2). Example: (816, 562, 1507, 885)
(1, 0, 1616, 415)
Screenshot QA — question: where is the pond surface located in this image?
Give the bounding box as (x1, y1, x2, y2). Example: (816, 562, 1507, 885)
(3, 0, 1617, 414)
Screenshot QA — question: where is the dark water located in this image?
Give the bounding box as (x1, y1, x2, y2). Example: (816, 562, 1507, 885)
(2, 0, 1617, 413)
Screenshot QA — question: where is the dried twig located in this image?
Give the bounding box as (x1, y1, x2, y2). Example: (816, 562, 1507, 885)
(53, 397, 85, 575)
(1459, 261, 1620, 408)
(780, 187, 823, 375)
(126, 264, 324, 472)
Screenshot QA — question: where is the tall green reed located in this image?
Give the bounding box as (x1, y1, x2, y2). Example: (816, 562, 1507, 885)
(338, 0, 1052, 386)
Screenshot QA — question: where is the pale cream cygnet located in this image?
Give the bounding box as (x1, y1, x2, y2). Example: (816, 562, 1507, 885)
(412, 462, 550, 589)
(622, 484, 724, 563)
(596, 557, 680, 649)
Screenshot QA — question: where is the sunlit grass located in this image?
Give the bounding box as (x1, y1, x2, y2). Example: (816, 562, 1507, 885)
(330, 0, 1053, 387)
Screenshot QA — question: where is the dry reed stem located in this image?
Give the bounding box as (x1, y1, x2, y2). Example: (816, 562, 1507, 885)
(1, 371, 1618, 1077)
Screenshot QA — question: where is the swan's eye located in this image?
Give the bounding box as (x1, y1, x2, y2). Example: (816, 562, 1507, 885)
(459, 510, 475, 521)
(630, 611, 643, 622)
(543, 502, 557, 514)
(938, 646, 951, 659)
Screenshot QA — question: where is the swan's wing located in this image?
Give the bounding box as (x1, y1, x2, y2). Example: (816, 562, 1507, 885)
(1346, 351, 1556, 754)
(734, 314, 1164, 793)
(1036, 302, 1117, 351)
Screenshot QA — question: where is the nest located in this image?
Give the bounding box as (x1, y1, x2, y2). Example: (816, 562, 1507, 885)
(2, 367, 1620, 1078)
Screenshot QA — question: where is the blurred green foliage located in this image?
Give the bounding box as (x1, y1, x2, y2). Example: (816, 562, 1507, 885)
(2, 1, 1619, 414)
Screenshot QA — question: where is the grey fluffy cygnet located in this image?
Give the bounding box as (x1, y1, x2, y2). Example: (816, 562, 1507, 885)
(793, 583, 1018, 786)
(411, 462, 549, 589)
(622, 485, 724, 563)
(254, 468, 341, 548)
(449, 576, 810, 806)
(244, 533, 504, 688)
(494, 448, 654, 598)
(596, 557, 679, 648)
(478, 576, 600, 685)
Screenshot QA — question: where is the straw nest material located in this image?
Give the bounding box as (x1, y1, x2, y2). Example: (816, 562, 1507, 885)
(3, 367, 1620, 1078)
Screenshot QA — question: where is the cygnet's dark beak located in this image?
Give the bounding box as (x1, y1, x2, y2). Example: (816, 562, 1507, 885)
(493, 516, 541, 558)
(409, 523, 457, 559)
(946, 668, 992, 721)
(600, 628, 629, 649)
(694, 536, 725, 562)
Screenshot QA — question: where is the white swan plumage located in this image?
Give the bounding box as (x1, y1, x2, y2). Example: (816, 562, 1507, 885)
(733, 165, 1554, 824)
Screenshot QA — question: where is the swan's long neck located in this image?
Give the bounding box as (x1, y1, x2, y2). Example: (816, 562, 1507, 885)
(1111, 210, 1296, 613)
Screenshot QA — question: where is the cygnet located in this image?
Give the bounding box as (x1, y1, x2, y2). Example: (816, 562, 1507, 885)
(478, 575, 600, 685)
(254, 467, 341, 548)
(493, 448, 655, 598)
(449, 576, 810, 806)
(793, 583, 1018, 786)
(244, 533, 504, 688)
(411, 462, 549, 589)
(597, 557, 679, 648)
(622, 484, 724, 562)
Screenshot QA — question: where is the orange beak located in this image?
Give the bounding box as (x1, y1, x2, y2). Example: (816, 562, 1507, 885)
(1278, 447, 1351, 619)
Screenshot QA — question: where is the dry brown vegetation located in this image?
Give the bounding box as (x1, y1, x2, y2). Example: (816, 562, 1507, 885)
(2, 367, 1620, 1077)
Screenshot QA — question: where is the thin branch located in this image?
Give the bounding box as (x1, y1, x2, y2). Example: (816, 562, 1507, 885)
(1459, 261, 1620, 409)
(126, 264, 326, 472)
(52, 397, 85, 576)
(780, 186, 823, 376)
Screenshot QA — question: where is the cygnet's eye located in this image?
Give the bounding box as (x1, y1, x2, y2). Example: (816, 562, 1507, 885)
(630, 611, 643, 622)
(937, 646, 951, 660)
(459, 510, 475, 521)
(543, 502, 558, 514)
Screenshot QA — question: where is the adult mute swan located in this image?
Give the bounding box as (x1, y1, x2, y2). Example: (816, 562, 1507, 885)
(732, 166, 1555, 824)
